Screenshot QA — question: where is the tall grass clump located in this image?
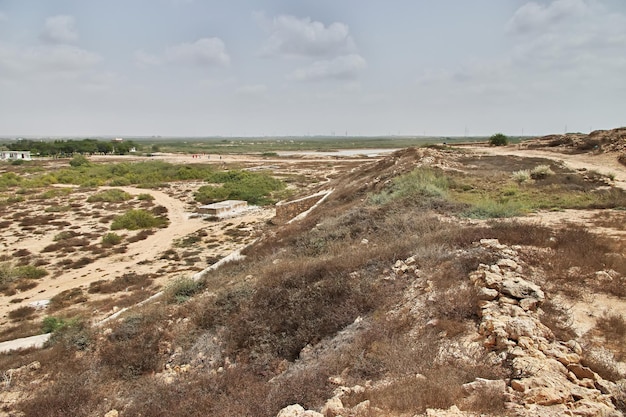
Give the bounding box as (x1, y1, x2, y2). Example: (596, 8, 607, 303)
(530, 164, 554, 180)
(111, 209, 168, 230)
(512, 170, 531, 184)
(371, 167, 449, 205)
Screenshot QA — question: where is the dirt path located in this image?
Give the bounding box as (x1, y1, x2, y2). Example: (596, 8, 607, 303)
(1, 186, 207, 317)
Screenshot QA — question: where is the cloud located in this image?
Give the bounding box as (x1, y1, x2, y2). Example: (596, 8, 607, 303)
(0, 43, 102, 80)
(134, 50, 162, 67)
(259, 14, 356, 58)
(415, 0, 626, 107)
(289, 54, 366, 82)
(0, 12, 7, 23)
(235, 84, 268, 95)
(40, 15, 79, 44)
(165, 38, 230, 66)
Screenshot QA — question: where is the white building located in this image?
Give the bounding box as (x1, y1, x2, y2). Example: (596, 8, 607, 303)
(0, 151, 31, 161)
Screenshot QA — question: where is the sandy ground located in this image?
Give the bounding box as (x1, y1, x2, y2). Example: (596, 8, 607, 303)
(465, 145, 626, 189)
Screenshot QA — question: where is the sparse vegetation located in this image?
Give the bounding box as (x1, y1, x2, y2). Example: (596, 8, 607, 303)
(195, 170, 285, 205)
(111, 209, 168, 230)
(3, 137, 626, 417)
(101, 232, 123, 246)
(87, 188, 132, 202)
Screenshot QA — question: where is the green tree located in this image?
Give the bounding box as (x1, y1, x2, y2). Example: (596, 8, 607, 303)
(489, 133, 509, 146)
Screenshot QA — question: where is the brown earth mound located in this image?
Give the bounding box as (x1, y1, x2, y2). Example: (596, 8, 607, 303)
(522, 127, 626, 156)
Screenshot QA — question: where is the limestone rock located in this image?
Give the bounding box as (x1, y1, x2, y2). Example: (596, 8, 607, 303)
(276, 405, 324, 417)
(567, 364, 596, 381)
(500, 276, 544, 302)
(320, 396, 344, 417)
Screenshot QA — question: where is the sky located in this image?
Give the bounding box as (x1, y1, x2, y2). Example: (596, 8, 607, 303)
(0, 0, 625, 137)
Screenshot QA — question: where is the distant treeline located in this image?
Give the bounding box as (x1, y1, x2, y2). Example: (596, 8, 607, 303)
(7, 139, 138, 156)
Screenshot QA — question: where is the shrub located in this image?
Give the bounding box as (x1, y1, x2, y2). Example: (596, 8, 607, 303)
(8, 306, 36, 321)
(42, 316, 68, 333)
(53, 231, 76, 241)
(530, 164, 554, 180)
(512, 170, 531, 184)
(165, 277, 204, 303)
(101, 232, 122, 246)
(69, 154, 90, 167)
(111, 209, 168, 230)
(195, 170, 285, 205)
(87, 188, 132, 203)
(489, 133, 508, 146)
(595, 312, 626, 343)
(99, 312, 163, 378)
(46, 318, 91, 350)
(13, 265, 48, 279)
(137, 193, 155, 201)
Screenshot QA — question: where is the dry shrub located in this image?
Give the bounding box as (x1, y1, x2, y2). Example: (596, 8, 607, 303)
(347, 369, 464, 414)
(539, 299, 577, 341)
(98, 308, 166, 379)
(124, 367, 271, 417)
(88, 272, 155, 294)
(17, 359, 105, 417)
(228, 260, 377, 360)
(49, 288, 88, 311)
(266, 367, 335, 413)
(434, 285, 480, 323)
(127, 228, 156, 242)
(42, 237, 90, 253)
(8, 305, 36, 322)
(549, 225, 610, 274)
(595, 312, 626, 344)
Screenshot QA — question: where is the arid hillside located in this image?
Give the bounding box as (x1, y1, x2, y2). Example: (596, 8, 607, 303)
(1, 138, 626, 417)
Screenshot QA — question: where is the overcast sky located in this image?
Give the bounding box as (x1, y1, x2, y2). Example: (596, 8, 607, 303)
(1, 0, 625, 137)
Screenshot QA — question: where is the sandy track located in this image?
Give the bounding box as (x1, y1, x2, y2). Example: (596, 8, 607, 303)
(2, 186, 207, 317)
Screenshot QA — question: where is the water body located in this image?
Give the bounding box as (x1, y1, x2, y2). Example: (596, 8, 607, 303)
(277, 148, 400, 158)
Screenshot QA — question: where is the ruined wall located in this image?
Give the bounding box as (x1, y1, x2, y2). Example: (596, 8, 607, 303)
(274, 194, 325, 223)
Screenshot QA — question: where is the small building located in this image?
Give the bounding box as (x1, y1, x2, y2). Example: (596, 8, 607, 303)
(199, 200, 247, 216)
(0, 151, 31, 161)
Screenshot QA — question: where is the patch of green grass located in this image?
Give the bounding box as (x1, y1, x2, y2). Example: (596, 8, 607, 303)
(137, 193, 154, 201)
(87, 188, 132, 203)
(370, 167, 449, 205)
(111, 209, 168, 230)
(195, 170, 285, 205)
(462, 200, 527, 219)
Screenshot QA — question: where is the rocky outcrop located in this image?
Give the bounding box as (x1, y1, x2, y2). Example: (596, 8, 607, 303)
(275, 239, 625, 417)
(470, 239, 622, 417)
